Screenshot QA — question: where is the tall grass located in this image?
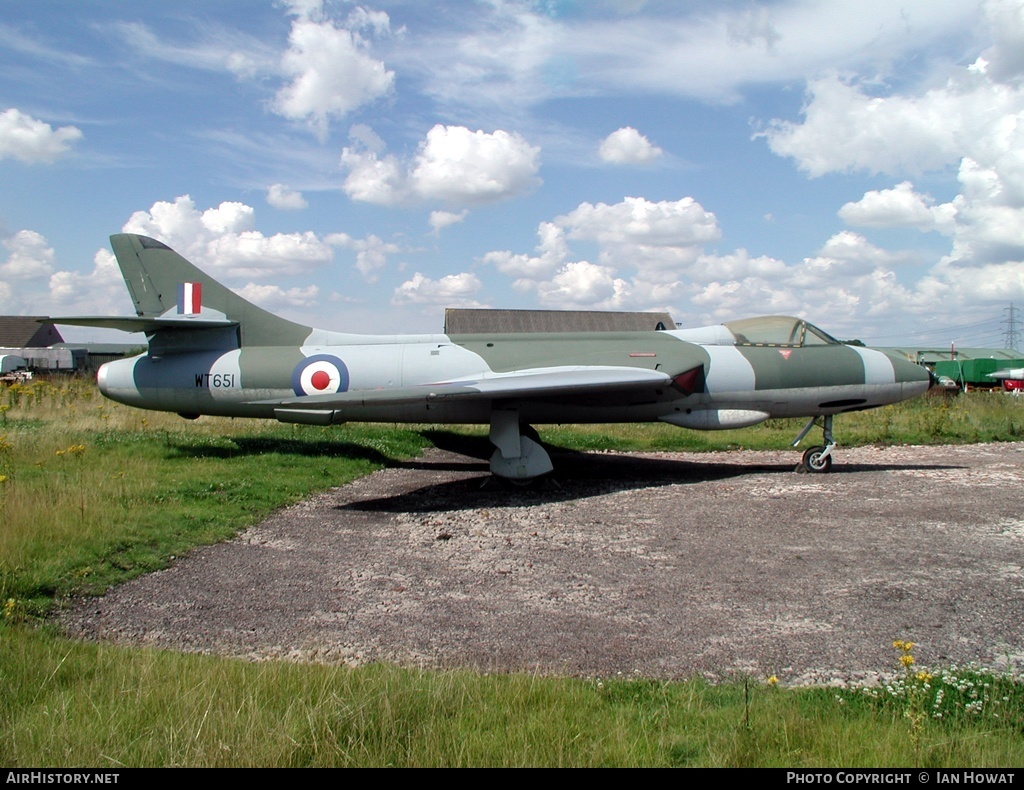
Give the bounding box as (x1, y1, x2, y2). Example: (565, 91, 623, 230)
(0, 378, 428, 615)
(4, 627, 1023, 767)
(2, 377, 1023, 767)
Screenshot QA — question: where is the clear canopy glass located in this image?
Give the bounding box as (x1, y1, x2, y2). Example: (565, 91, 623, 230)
(723, 316, 840, 347)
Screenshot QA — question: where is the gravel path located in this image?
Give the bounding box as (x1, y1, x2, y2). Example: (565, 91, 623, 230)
(61, 442, 1024, 686)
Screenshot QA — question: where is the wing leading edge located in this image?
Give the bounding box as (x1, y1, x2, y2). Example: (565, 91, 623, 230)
(256, 365, 678, 427)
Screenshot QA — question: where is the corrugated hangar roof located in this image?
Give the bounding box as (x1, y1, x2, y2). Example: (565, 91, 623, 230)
(0, 317, 63, 348)
(445, 308, 675, 334)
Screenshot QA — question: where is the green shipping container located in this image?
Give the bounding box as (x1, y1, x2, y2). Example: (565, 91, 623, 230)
(933, 357, 1024, 386)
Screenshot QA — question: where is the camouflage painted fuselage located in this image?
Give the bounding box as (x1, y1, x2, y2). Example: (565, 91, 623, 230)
(97, 322, 931, 428)
(57, 234, 931, 478)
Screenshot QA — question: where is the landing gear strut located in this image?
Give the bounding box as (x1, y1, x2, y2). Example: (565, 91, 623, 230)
(488, 406, 553, 481)
(792, 415, 836, 473)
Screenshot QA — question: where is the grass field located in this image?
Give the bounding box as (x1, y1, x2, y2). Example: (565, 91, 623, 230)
(2, 377, 1023, 767)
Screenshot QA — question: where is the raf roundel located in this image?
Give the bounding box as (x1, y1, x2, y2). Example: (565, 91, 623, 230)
(291, 354, 350, 397)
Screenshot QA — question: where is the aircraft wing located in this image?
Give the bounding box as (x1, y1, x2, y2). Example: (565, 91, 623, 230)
(47, 316, 238, 332)
(251, 366, 674, 410)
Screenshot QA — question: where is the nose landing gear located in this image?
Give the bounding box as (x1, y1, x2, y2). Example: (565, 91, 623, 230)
(792, 415, 836, 473)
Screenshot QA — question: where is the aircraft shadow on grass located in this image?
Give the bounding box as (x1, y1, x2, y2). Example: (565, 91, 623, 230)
(166, 428, 962, 512)
(167, 428, 961, 513)
(336, 430, 963, 513)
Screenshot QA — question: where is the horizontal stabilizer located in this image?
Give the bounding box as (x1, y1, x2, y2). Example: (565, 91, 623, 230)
(47, 315, 238, 333)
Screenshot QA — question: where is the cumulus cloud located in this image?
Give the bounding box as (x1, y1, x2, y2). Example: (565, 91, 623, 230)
(326, 232, 401, 282)
(339, 146, 404, 204)
(341, 124, 541, 207)
(930, 260, 1024, 305)
(483, 221, 569, 282)
(839, 182, 958, 233)
(939, 157, 1024, 266)
(536, 261, 629, 310)
(682, 232, 921, 328)
(2, 230, 55, 280)
(758, 2, 1024, 187)
(236, 282, 319, 310)
(598, 127, 663, 164)
(122, 195, 333, 279)
(273, 12, 394, 138)
(975, 0, 1024, 82)
(0, 108, 82, 164)
(266, 184, 309, 210)
(47, 247, 128, 316)
(429, 210, 469, 234)
(756, 73, 1004, 178)
(409, 126, 541, 202)
(484, 196, 722, 312)
(559, 196, 719, 248)
(0, 229, 64, 318)
(478, 194, 949, 333)
(392, 271, 485, 307)
(560, 196, 721, 284)
(746, 0, 1024, 331)
(803, 231, 908, 281)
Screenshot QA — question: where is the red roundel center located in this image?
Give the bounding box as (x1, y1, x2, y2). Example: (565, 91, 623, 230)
(310, 370, 332, 390)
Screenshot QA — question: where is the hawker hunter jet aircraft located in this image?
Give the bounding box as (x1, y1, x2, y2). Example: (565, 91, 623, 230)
(52, 234, 933, 480)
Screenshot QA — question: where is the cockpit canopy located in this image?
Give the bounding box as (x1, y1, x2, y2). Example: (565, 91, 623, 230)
(723, 316, 841, 348)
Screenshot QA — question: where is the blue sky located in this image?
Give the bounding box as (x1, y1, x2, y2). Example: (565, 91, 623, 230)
(2, 0, 1022, 348)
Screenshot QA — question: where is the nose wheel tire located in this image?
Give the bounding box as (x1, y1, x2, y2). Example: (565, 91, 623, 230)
(801, 445, 833, 473)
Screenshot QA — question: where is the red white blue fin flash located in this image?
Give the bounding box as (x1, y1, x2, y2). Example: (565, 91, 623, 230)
(177, 282, 202, 315)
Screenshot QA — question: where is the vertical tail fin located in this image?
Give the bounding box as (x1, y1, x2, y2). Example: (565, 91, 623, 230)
(110, 234, 312, 347)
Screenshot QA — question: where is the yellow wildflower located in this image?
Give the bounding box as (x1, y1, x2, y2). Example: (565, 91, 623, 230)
(899, 654, 915, 668)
